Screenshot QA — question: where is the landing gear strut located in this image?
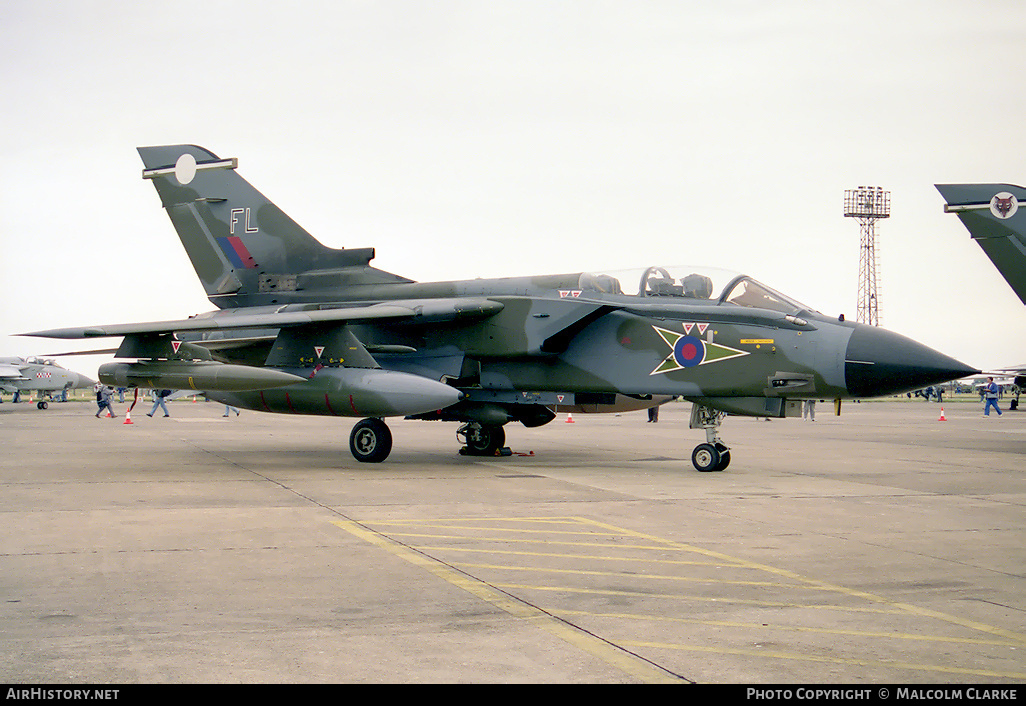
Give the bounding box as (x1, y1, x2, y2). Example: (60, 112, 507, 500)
(689, 404, 730, 472)
(457, 422, 505, 456)
(350, 418, 392, 463)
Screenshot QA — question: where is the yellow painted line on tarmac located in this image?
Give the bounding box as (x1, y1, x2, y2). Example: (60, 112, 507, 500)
(491, 582, 902, 614)
(367, 524, 639, 537)
(451, 562, 804, 589)
(344, 514, 1026, 677)
(330, 519, 682, 683)
(375, 516, 595, 525)
(380, 531, 718, 552)
(618, 639, 1026, 680)
(554, 609, 1023, 647)
(416, 545, 753, 569)
(574, 517, 1026, 646)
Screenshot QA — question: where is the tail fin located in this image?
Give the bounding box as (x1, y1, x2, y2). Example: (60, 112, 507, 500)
(138, 145, 410, 308)
(936, 183, 1026, 305)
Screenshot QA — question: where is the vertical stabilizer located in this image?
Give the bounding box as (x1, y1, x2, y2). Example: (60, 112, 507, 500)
(937, 183, 1026, 305)
(138, 145, 409, 308)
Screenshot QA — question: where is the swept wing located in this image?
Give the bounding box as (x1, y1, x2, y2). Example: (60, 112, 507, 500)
(21, 298, 504, 340)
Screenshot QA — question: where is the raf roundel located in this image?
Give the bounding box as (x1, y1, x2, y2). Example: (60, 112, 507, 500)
(672, 335, 705, 368)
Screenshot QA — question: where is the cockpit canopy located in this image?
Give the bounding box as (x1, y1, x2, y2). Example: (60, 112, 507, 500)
(578, 266, 816, 316)
(25, 356, 61, 368)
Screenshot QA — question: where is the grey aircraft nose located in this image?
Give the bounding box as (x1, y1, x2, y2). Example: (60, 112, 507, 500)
(844, 324, 979, 398)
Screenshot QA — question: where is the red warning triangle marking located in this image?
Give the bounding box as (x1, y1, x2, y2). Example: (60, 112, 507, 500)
(314, 346, 325, 358)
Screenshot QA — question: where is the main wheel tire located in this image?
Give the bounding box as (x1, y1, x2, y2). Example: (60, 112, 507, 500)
(37, 401, 48, 410)
(465, 424, 505, 456)
(350, 418, 392, 463)
(691, 443, 722, 472)
(713, 444, 731, 471)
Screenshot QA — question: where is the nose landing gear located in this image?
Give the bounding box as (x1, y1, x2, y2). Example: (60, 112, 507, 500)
(689, 404, 730, 472)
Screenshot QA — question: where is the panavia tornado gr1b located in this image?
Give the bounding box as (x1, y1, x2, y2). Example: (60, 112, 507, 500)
(0, 356, 95, 408)
(22, 145, 977, 470)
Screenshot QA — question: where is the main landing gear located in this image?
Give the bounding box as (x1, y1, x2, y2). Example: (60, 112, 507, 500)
(348, 418, 510, 463)
(456, 422, 506, 456)
(349, 418, 392, 463)
(689, 404, 730, 472)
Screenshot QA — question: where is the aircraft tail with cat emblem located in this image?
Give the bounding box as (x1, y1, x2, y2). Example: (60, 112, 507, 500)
(138, 145, 412, 309)
(937, 183, 1026, 305)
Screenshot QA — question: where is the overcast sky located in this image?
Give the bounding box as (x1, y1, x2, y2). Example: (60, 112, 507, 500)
(3, 0, 1025, 379)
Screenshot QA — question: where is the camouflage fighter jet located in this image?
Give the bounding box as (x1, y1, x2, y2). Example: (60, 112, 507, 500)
(0, 356, 95, 408)
(21, 146, 977, 470)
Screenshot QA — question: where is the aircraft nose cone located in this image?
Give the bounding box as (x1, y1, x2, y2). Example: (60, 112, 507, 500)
(844, 324, 978, 397)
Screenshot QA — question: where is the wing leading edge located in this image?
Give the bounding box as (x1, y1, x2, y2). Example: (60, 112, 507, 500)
(19, 298, 505, 340)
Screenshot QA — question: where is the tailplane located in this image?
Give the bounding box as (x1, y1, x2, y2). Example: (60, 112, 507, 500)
(138, 145, 410, 308)
(937, 183, 1026, 305)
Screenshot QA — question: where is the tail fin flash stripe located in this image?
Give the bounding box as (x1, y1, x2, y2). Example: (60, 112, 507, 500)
(217, 236, 258, 269)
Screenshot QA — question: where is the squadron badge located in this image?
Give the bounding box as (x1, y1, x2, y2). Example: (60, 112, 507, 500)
(990, 192, 1019, 220)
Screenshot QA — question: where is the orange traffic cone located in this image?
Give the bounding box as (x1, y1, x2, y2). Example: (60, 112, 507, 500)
(565, 413, 575, 424)
(123, 410, 133, 425)
(938, 407, 946, 421)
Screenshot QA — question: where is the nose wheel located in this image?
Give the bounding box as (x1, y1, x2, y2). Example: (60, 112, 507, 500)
(689, 404, 730, 472)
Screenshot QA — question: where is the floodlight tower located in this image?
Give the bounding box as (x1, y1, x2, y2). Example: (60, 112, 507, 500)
(843, 186, 890, 326)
